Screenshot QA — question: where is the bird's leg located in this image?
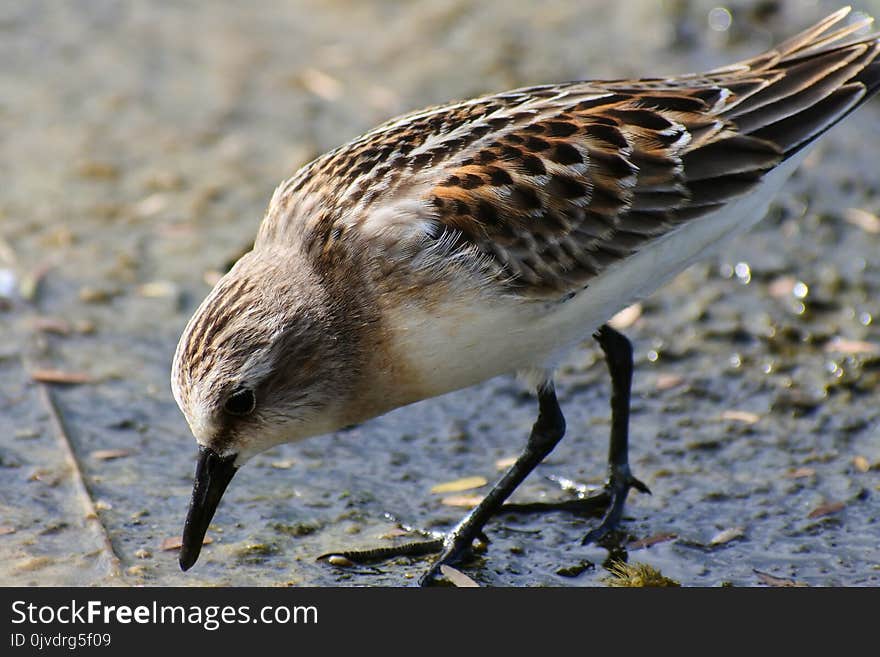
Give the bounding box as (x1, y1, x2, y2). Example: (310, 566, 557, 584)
(418, 380, 567, 585)
(472, 325, 650, 540)
(319, 382, 566, 582)
(580, 324, 650, 545)
(321, 329, 647, 577)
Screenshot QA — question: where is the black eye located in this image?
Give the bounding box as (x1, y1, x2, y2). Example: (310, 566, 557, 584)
(224, 388, 256, 416)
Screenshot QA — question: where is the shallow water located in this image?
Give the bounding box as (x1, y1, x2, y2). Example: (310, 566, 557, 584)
(1, 0, 878, 587)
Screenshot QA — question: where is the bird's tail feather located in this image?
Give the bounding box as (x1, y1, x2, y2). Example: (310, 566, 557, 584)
(715, 8, 880, 156)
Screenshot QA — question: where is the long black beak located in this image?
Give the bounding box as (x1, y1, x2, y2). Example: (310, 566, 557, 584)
(179, 446, 238, 571)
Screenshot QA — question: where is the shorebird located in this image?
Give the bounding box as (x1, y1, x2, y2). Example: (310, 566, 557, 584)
(172, 8, 880, 585)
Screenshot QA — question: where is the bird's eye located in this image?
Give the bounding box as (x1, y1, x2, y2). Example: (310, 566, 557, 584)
(224, 388, 256, 416)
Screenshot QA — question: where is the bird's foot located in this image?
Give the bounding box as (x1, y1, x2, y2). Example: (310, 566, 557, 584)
(581, 464, 650, 546)
(319, 467, 647, 583)
(416, 522, 493, 586)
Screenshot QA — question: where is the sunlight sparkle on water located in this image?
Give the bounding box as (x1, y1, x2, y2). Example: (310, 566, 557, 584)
(708, 7, 732, 32)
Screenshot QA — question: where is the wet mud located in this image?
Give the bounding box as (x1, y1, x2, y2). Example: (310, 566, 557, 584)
(1, 0, 878, 586)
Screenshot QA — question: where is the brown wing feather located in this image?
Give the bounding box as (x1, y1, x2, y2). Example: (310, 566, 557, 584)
(416, 10, 880, 297)
(263, 11, 880, 299)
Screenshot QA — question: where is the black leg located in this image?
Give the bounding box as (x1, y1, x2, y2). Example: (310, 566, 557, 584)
(418, 380, 566, 585)
(581, 324, 650, 545)
(319, 328, 647, 579)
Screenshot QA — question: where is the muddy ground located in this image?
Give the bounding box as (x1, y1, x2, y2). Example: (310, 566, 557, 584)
(1, 0, 879, 587)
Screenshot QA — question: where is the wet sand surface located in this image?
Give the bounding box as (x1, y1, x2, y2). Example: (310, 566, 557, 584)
(1, 0, 879, 586)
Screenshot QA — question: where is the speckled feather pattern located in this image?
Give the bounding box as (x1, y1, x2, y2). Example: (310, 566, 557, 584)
(258, 8, 880, 299)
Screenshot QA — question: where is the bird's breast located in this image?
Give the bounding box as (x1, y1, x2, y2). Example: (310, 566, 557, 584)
(355, 292, 556, 410)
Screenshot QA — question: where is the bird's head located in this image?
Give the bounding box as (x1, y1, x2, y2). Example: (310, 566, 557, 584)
(170, 249, 359, 570)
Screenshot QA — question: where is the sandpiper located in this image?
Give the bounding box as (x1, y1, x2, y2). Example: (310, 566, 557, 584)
(171, 8, 880, 585)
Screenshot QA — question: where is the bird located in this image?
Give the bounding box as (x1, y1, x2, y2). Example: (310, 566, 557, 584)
(171, 8, 880, 585)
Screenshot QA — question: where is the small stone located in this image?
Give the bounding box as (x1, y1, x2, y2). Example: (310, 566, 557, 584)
(709, 527, 745, 546)
(326, 555, 354, 567)
(853, 456, 870, 473)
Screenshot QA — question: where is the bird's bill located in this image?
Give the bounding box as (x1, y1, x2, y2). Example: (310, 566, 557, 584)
(179, 446, 238, 571)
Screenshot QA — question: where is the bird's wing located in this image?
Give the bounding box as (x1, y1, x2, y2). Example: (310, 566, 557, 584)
(268, 9, 880, 298)
(416, 9, 880, 297)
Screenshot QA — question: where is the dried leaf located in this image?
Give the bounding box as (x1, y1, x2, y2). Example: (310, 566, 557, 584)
(785, 467, 816, 479)
(0, 526, 16, 536)
(628, 532, 677, 550)
(754, 569, 808, 587)
(808, 501, 845, 519)
(91, 449, 131, 461)
(270, 459, 295, 470)
(853, 456, 870, 473)
(720, 410, 759, 424)
(608, 303, 642, 330)
(430, 476, 487, 494)
(495, 456, 517, 470)
(655, 374, 684, 391)
(824, 337, 880, 355)
(844, 207, 880, 234)
(161, 536, 212, 551)
(30, 369, 94, 385)
(440, 565, 480, 587)
(160, 537, 182, 551)
(710, 527, 745, 546)
(440, 494, 483, 508)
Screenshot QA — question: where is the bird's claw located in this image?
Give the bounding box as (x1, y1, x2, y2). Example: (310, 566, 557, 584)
(417, 530, 491, 586)
(581, 466, 650, 546)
